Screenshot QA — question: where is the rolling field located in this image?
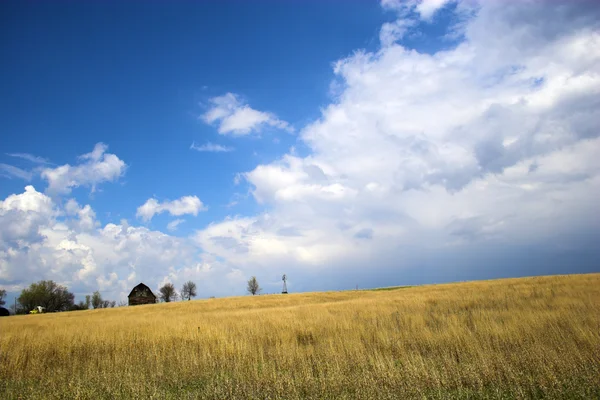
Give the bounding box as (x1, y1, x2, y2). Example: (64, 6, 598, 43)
(1, 274, 599, 399)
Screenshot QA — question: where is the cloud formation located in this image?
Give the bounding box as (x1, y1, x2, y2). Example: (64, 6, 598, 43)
(0, 186, 55, 252)
(6, 153, 51, 165)
(136, 196, 207, 222)
(166, 219, 185, 232)
(0, 163, 33, 181)
(194, 0, 600, 286)
(40, 143, 127, 195)
(1, 152, 52, 181)
(1, 0, 599, 302)
(0, 186, 244, 300)
(190, 142, 234, 153)
(201, 93, 293, 136)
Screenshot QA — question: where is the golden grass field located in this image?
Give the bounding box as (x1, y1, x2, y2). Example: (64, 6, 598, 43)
(1, 273, 599, 399)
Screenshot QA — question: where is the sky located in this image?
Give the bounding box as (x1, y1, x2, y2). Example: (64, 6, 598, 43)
(1, 0, 599, 304)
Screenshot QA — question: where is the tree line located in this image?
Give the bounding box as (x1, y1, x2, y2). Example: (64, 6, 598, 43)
(157, 276, 262, 302)
(1, 280, 202, 314)
(157, 281, 197, 302)
(2, 280, 121, 314)
(0, 275, 265, 315)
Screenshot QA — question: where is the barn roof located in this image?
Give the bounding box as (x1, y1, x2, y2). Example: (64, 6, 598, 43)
(128, 282, 156, 298)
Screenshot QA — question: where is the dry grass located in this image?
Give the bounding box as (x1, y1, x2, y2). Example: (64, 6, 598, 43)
(1, 274, 599, 399)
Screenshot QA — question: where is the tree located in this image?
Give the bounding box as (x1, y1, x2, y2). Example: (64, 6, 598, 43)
(110, 300, 116, 308)
(0, 289, 6, 306)
(247, 276, 261, 296)
(84, 295, 91, 309)
(71, 301, 88, 311)
(181, 281, 197, 301)
(159, 283, 178, 302)
(18, 280, 75, 313)
(91, 291, 103, 309)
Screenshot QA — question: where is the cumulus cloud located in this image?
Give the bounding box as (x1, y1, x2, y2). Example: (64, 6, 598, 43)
(0, 186, 55, 251)
(416, 0, 453, 20)
(41, 143, 127, 195)
(201, 92, 293, 135)
(379, 19, 416, 47)
(64, 198, 99, 231)
(382, 0, 455, 20)
(136, 196, 207, 222)
(379, 0, 453, 46)
(2, 0, 599, 301)
(193, 0, 600, 288)
(190, 142, 234, 153)
(0, 186, 243, 301)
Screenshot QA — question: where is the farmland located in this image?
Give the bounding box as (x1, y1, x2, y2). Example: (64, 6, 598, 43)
(1, 273, 599, 399)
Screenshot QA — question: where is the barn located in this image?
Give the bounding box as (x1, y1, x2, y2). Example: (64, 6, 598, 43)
(128, 283, 157, 306)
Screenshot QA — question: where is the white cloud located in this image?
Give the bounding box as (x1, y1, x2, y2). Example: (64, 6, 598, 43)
(192, 0, 600, 287)
(2, 0, 599, 301)
(382, 0, 454, 20)
(1, 153, 52, 182)
(0, 164, 33, 181)
(0, 185, 55, 251)
(136, 196, 207, 222)
(190, 142, 234, 153)
(1, 185, 53, 213)
(0, 186, 244, 301)
(40, 143, 127, 195)
(167, 219, 185, 231)
(416, 0, 453, 20)
(201, 92, 293, 136)
(64, 198, 99, 231)
(6, 153, 51, 164)
(379, 19, 416, 47)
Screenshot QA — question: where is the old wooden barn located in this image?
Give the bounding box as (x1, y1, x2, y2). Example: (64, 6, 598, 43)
(128, 283, 157, 306)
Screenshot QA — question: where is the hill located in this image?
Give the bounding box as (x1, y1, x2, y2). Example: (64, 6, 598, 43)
(1, 274, 599, 399)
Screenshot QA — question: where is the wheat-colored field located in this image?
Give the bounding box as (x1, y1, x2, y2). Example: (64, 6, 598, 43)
(1, 274, 599, 399)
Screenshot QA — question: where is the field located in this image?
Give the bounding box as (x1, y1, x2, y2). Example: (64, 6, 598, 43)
(1, 274, 599, 399)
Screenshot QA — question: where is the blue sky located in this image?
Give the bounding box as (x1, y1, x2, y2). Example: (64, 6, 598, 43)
(1, 0, 599, 304)
(2, 1, 384, 229)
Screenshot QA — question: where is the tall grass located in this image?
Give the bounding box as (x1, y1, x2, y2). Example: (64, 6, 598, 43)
(1, 274, 599, 399)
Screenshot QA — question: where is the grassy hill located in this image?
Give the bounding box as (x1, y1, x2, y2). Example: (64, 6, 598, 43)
(1, 274, 599, 399)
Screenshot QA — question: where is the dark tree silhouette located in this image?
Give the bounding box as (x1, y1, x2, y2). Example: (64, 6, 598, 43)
(159, 283, 178, 302)
(181, 281, 197, 301)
